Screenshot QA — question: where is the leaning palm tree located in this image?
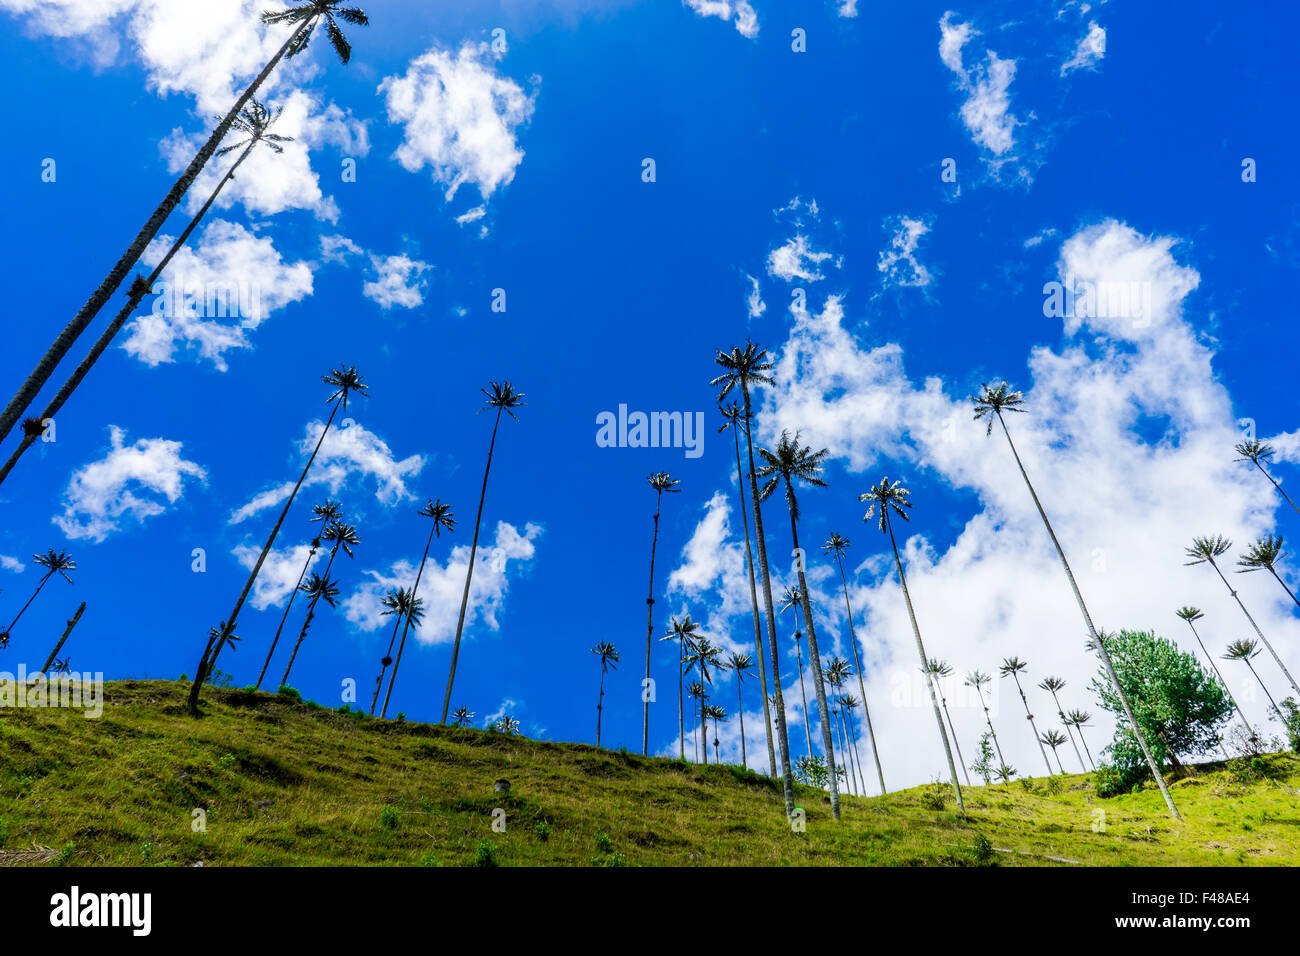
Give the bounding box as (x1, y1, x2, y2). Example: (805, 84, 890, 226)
(256, 499, 340, 690)
(1223, 639, 1283, 718)
(1000, 657, 1053, 775)
(0, 100, 298, 487)
(640, 472, 680, 755)
(592, 641, 620, 748)
(924, 659, 971, 787)
(1235, 439, 1300, 517)
(1237, 535, 1300, 610)
(382, 499, 456, 718)
(1063, 709, 1096, 770)
(1186, 535, 1300, 700)
(442, 382, 524, 724)
(1175, 606, 1257, 746)
(756, 430, 842, 819)
(1038, 676, 1086, 771)
(662, 615, 701, 760)
(965, 670, 1006, 768)
(189, 366, 366, 710)
(1040, 729, 1069, 774)
(281, 520, 358, 685)
(712, 341, 795, 815)
(972, 381, 1180, 819)
(0, 549, 75, 649)
(720, 402, 778, 777)
(726, 651, 755, 768)
(779, 585, 815, 757)
(862, 478, 964, 810)
(369, 588, 425, 717)
(823, 531, 886, 793)
(0, 3, 369, 448)
(450, 706, 475, 728)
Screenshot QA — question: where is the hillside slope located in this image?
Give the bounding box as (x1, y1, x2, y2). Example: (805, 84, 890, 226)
(1, 680, 1297, 866)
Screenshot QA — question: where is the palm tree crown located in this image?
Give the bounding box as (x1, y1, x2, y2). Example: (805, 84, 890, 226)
(322, 365, 369, 409)
(710, 340, 775, 402)
(592, 641, 620, 670)
(217, 99, 294, 156)
(1237, 534, 1284, 573)
(859, 477, 912, 530)
(756, 430, 829, 521)
(1175, 605, 1203, 623)
(1185, 535, 1231, 565)
(261, 1, 370, 64)
(971, 381, 1027, 435)
(419, 498, 457, 535)
(33, 549, 77, 583)
(480, 380, 526, 418)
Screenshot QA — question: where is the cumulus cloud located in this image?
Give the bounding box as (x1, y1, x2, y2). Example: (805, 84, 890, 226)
(362, 254, 431, 310)
(55, 426, 206, 542)
(837, 0, 858, 18)
(745, 273, 766, 318)
(233, 540, 316, 612)
(319, 234, 362, 264)
(684, 0, 759, 38)
(1062, 21, 1106, 75)
(877, 216, 934, 290)
(938, 12, 1020, 159)
(767, 235, 834, 283)
(1, 554, 25, 573)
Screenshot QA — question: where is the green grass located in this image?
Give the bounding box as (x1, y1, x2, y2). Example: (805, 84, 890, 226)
(1, 679, 1297, 866)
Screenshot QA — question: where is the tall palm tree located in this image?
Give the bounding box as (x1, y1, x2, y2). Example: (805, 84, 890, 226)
(450, 707, 475, 728)
(1000, 657, 1053, 775)
(972, 381, 1180, 819)
(823, 531, 886, 793)
(1186, 534, 1300, 699)
(495, 715, 521, 735)
(0, 101, 297, 487)
(1175, 606, 1257, 745)
(382, 499, 456, 718)
(0, 549, 75, 650)
(256, 499, 339, 690)
(704, 703, 728, 763)
(779, 585, 815, 757)
(683, 635, 722, 764)
(0, 3, 368, 448)
(825, 659, 860, 796)
(281, 520, 358, 685)
(964, 670, 1006, 769)
(1237, 535, 1300, 610)
(1040, 729, 1069, 774)
(442, 382, 524, 723)
(861, 477, 964, 812)
(592, 641, 620, 748)
(369, 588, 425, 717)
(1063, 710, 1096, 770)
(726, 651, 755, 769)
(687, 680, 709, 762)
(840, 694, 869, 794)
(720, 402, 778, 778)
(712, 341, 796, 816)
(662, 615, 701, 759)
(1038, 676, 1086, 771)
(1223, 639, 1282, 718)
(189, 365, 366, 710)
(1235, 439, 1300, 517)
(640, 472, 680, 755)
(924, 658, 971, 786)
(827, 697, 852, 795)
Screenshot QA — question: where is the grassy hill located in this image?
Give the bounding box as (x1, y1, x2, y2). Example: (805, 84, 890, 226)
(1, 679, 1297, 867)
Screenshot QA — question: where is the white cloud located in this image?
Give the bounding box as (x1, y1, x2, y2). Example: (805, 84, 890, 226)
(767, 235, 833, 283)
(319, 234, 362, 264)
(837, 0, 859, 18)
(122, 219, 313, 371)
(232, 541, 315, 612)
(1062, 21, 1106, 75)
(877, 216, 934, 290)
(55, 426, 205, 542)
(684, 0, 759, 38)
(380, 42, 536, 202)
(745, 273, 766, 318)
(0, 554, 25, 573)
(939, 12, 1020, 159)
(362, 254, 431, 310)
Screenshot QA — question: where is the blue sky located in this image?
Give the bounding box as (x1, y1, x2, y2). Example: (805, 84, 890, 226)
(2, 0, 1299, 790)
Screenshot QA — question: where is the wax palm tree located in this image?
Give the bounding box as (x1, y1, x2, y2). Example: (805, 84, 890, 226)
(1175, 606, 1257, 746)
(924, 658, 971, 787)
(683, 636, 722, 764)
(640, 472, 680, 755)
(280, 518, 354, 686)
(0, 549, 75, 650)
(662, 615, 701, 759)
(972, 381, 1180, 819)
(720, 402, 778, 778)
(779, 585, 815, 757)
(1000, 657, 1053, 775)
(450, 707, 475, 728)
(827, 697, 852, 795)
(964, 670, 1006, 769)
(256, 500, 339, 690)
(0, 101, 297, 487)
(1037, 676, 1086, 771)
(1237, 535, 1300, 610)
(1235, 439, 1300, 517)
(823, 531, 886, 793)
(1186, 535, 1300, 699)
(1063, 709, 1096, 769)
(189, 366, 366, 710)
(592, 641, 620, 748)
(1223, 639, 1283, 718)
(712, 341, 795, 815)
(0, 4, 368, 449)
(704, 703, 728, 763)
(1040, 729, 1069, 774)
(726, 651, 755, 768)
(442, 382, 524, 723)
(382, 498, 456, 718)
(840, 694, 869, 794)
(495, 715, 521, 735)
(369, 588, 425, 717)
(825, 658, 864, 795)
(687, 680, 709, 762)
(861, 477, 964, 811)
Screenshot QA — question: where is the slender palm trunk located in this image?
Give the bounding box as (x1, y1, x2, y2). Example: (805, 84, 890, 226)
(1012, 673, 1053, 775)
(597, 667, 607, 747)
(845, 706, 868, 794)
(1264, 566, 1300, 610)
(1253, 460, 1300, 518)
(993, 410, 1179, 820)
(699, 660, 709, 765)
(1205, 557, 1300, 700)
(1075, 724, 1096, 769)
(1049, 689, 1086, 771)
(188, 393, 340, 710)
(0, 142, 258, 487)
(1049, 745, 1065, 775)
(642, 488, 663, 755)
(442, 406, 504, 723)
(37, 602, 85, 676)
(3, 571, 55, 635)
(937, 686, 971, 787)
(731, 424, 777, 778)
(382, 522, 438, 719)
(1185, 619, 1256, 742)
(281, 542, 342, 686)
(736, 679, 748, 768)
(0, 20, 310, 447)
(884, 509, 964, 812)
(257, 538, 317, 691)
(677, 638, 685, 760)
(793, 632, 813, 756)
(834, 708, 855, 796)
(740, 382, 795, 816)
(975, 687, 1007, 767)
(835, 554, 886, 793)
(1243, 659, 1282, 718)
(369, 610, 406, 717)
(712, 712, 720, 763)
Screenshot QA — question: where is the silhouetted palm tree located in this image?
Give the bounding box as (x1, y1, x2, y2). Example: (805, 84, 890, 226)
(972, 381, 1179, 819)
(726, 651, 755, 769)
(640, 472, 679, 755)
(281, 520, 358, 685)
(861, 477, 964, 812)
(1063, 709, 1096, 770)
(0, 549, 75, 650)
(1040, 729, 1069, 774)
(450, 706, 475, 727)
(369, 588, 425, 717)
(662, 615, 701, 760)
(1038, 676, 1085, 771)
(1223, 639, 1282, 719)
(1001, 657, 1052, 775)
(1175, 606, 1257, 746)
(779, 585, 815, 757)
(592, 641, 620, 747)
(924, 658, 971, 786)
(1235, 439, 1300, 517)
(495, 714, 521, 735)
(442, 382, 524, 723)
(1237, 535, 1300, 610)
(965, 670, 1006, 769)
